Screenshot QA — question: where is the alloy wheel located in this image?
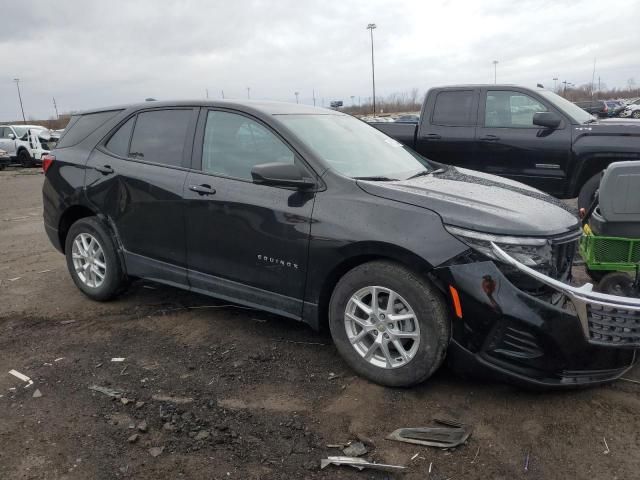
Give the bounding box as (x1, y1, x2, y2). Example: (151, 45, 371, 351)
(344, 286, 420, 369)
(71, 233, 106, 288)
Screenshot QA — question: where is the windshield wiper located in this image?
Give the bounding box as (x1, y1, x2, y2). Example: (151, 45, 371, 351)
(353, 176, 398, 181)
(407, 168, 445, 180)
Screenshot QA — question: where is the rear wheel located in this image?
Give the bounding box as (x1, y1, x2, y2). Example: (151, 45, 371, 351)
(577, 173, 601, 211)
(632, 110, 640, 119)
(18, 150, 34, 168)
(596, 272, 635, 296)
(328, 261, 449, 387)
(65, 217, 129, 301)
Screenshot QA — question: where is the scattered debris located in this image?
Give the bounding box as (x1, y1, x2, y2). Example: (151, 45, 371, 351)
(32, 389, 42, 398)
(135, 401, 145, 409)
(128, 434, 139, 443)
(149, 446, 164, 457)
(89, 385, 122, 398)
(320, 456, 406, 472)
(54, 357, 64, 362)
(95, 363, 103, 368)
(9, 369, 34, 388)
(195, 430, 210, 441)
(38, 269, 52, 274)
(326, 443, 346, 449)
(343, 441, 368, 457)
(387, 418, 472, 448)
(524, 450, 530, 472)
(120, 366, 128, 375)
(121, 397, 132, 405)
(603, 437, 610, 455)
(111, 358, 126, 362)
(471, 446, 480, 464)
(328, 372, 342, 381)
(151, 394, 194, 404)
(411, 453, 419, 461)
(142, 285, 156, 290)
(60, 320, 76, 325)
(137, 421, 148, 433)
(429, 462, 433, 473)
(7, 277, 22, 282)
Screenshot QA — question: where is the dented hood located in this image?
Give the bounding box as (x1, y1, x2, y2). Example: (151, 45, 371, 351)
(356, 167, 580, 237)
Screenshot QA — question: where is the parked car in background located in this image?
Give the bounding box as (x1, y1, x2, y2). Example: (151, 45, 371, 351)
(0, 148, 10, 170)
(620, 103, 640, 119)
(604, 100, 625, 117)
(41, 99, 640, 388)
(395, 114, 420, 123)
(0, 125, 60, 167)
(574, 100, 609, 117)
(371, 85, 640, 210)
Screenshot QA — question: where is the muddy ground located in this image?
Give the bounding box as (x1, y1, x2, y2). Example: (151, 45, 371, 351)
(1, 168, 639, 480)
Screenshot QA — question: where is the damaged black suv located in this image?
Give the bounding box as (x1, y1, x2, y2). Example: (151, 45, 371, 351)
(43, 101, 640, 388)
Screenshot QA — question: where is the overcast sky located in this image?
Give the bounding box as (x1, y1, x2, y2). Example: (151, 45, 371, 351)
(1, 0, 638, 121)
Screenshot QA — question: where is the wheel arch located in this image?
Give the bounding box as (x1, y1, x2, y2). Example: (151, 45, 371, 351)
(311, 242, 435, 332)
(58, 204, 98, 253)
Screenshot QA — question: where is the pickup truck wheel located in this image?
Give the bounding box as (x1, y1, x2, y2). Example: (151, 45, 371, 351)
(328, 261, 449, 387)
(578, 173, 601, 211)
(596, 272, 634, 296)
(633, 110, 640, 119)
(65, 217, 129, 301)
(18, 150, 34, 168)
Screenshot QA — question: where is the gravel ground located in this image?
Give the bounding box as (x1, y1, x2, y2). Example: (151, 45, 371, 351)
(1, 168, 639, 480)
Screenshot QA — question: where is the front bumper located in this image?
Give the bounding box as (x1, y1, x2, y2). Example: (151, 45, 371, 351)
(435, 246, 638, 388)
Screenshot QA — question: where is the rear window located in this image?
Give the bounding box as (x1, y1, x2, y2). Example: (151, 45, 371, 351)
(56, 110, 121, 148)
(432, 91, 475, 126)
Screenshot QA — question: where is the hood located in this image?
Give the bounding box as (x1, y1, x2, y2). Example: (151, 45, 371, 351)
(356, 167, 579, 237)
(586, 118, 640, 127)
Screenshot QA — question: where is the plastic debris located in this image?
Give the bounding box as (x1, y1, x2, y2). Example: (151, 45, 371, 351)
(320, 456, 406, 472)
(89, 385, 123, 398)
(9, 369, 34, 388)
(149, 446, 164, 457)
(343, 441, 368, 457)
(32, 389, 43, 398)
(387, 418, 472, 448)
(111, 358, 126, 362)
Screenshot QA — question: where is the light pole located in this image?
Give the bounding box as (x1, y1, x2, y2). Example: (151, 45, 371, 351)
(492, 60, 498, 84)
(367, 23, 377, 115)
(553, 77, 558, 91)
(294, 91, 299, 104)
(247, 87, 250, 99)
(13, 78, 26, 124)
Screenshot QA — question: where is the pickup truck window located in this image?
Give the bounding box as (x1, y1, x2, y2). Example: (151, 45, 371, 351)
(432, 91, 475, 126)
(485, 91, 547, 128)
(279, 114, 429, 179)
(202, 111, 294, 180)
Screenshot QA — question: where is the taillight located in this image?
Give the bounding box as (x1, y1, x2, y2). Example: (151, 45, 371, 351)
(42, 154, 55, 173)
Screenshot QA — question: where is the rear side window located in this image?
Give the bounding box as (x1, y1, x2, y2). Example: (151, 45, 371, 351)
(432, 91, 475, 126)
(128, 109, 191, 167)
(105, 117, 135, 157)
(56, 110, 121, 148)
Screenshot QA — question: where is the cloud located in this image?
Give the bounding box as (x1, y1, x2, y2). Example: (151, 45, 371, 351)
(1, 0, 638, 120)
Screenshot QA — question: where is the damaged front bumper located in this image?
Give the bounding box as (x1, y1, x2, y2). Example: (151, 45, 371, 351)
(435, 244, 639, 388)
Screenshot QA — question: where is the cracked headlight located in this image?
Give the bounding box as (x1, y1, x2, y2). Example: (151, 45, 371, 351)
(445, 225, 552, 268)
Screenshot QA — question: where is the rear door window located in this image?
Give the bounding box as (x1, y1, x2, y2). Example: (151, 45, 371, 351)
(56, 110, 121, 148)
(128, 109, 192, 167)
(105, 117, 135, 157)
(432, 91, 475, 126)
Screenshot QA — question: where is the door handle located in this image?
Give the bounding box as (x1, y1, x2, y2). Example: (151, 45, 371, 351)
(479, 135, 500, 141)
(424, 133, 442, 140)
(189, 184, 216, 195)
(95, 165, 114, 175)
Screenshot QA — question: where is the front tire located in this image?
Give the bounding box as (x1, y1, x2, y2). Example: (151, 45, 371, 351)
(632, 110, 640, 119)
(328, 261, 450, 387)
(18, 150, 34, 168)
(65, 217, 129, 301)
(578, 173, 601, 211)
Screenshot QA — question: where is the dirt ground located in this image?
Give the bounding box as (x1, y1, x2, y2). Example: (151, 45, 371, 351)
(1, 168, 640, 480)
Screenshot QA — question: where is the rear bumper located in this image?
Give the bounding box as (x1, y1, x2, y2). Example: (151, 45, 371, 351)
(44, 222, 62, 253)
(435, 251, 638, 388)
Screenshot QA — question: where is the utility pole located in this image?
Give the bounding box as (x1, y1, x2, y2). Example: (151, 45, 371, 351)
(312, 89, 316, 106)
(52, 97, 59, 119)
(13, 78, 26, 124)
(351, 95, 355, 106)
(492, 60, 499, 84)
(367, 23, 377, 115)
(294, 91, 299, 104)
(590, 58, 596, 99)
(553, 77, 558, 91)
(221, 90, 225, 99)
(247, 87, 251, 99)
(206, 89, 209, 99)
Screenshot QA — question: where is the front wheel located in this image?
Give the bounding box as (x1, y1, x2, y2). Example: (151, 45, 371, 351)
(18, 150, 34, 168)
(577, 173, 601, 211)
(328, 261, 450, 387)
(632, 110, 640, 119)
(65, 217, 129, 301)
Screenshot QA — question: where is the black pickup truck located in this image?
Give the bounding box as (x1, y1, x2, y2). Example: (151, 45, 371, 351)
(372, 85, 640, 208)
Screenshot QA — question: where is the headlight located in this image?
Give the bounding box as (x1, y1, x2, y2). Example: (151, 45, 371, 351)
(445, 225, 552, 267)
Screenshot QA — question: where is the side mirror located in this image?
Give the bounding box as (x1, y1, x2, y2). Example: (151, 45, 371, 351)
(533, 111, 561, 129)
(8, 133, 15, 140)
(251, 162, 315, 189)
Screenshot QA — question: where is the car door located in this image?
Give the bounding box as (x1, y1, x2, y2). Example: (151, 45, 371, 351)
(85, 107, 198, 285)
(183, 108, 316, 319)
(0, 127, 17, 156)
(414, 89, 478, 168)
(475, 89, 572, 195)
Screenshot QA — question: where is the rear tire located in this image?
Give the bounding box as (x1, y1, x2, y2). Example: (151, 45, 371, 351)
(18, 150, 33, 168)
(65, 217, 129, 301)
(328, 261, 450, 387)
(596, 272, 635, 296)
(577, 173, 601, 211)
(632, 110, 640, 119)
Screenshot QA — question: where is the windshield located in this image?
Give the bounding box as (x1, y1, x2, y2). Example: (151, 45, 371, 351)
(12, 126, 28, 138)
(537, 90, 594, 124)
(278, 114, 431, 179)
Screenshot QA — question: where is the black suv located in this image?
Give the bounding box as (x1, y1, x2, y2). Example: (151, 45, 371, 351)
(43, 100, 639, 388)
